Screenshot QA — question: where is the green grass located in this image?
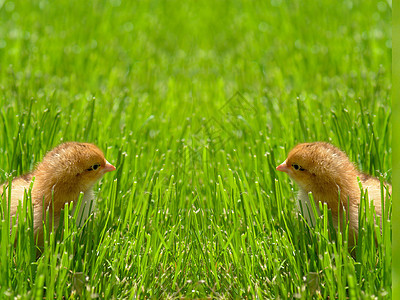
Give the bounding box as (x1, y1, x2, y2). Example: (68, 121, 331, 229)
(0, 0, 391, 298)
(393, 0, 399, 297)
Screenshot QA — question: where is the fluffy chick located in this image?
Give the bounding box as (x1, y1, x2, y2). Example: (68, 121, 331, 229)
(0, 142, 115, 247)
(276, 142, 391, 244)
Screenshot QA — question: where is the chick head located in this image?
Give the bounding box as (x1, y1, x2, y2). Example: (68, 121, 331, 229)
(37, 142, 115, 192)
(276, 142, 354, 192)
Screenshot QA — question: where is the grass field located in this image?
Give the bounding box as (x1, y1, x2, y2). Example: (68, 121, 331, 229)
(0, 0, 392, 298)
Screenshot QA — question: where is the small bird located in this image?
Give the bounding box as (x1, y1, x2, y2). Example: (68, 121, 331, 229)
(276, 142, 391, 245)
(0, 142, 116, 247)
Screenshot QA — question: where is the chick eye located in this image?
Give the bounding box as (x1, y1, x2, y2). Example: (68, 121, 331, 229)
(87, 163, 101, 171)
(292, 164, 305, 171)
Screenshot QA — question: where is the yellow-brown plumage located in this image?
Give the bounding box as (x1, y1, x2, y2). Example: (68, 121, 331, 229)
(276, 142, 391, 244)
(0, 142, 115, 247)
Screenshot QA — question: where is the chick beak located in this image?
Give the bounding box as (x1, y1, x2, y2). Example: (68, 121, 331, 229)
(276, 160, 290, 173)
(103, 160, 116, 173)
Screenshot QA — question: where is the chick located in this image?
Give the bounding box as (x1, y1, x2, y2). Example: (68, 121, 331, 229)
(276, 142, 391, 244)
(0, 142, 116, 247)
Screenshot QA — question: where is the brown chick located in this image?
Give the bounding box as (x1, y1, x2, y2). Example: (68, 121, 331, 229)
(0, 142, 116, 247)
(276, 142, 391, 245)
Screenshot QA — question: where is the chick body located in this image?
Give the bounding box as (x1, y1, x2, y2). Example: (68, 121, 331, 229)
(277, 142, 391, 243)
(0, 142, 115, 246)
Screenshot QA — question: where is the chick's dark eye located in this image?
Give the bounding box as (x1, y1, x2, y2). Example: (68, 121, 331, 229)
(87, 163, 101, 171)
(292, 164, 305, 171)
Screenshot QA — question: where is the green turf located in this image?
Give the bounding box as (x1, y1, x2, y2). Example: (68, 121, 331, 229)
(0, 0, 391, 298)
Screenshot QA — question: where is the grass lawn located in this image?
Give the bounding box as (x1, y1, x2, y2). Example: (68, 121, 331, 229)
(0, 0, 391, 298)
